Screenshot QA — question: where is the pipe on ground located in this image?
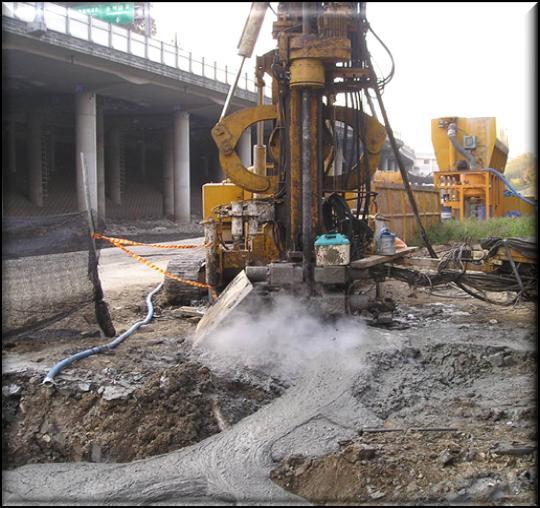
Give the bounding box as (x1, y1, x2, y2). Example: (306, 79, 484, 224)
(42, 281, 164, 386)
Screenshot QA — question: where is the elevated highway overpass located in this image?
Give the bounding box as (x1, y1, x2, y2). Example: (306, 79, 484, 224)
(3, 1, 261, 220)
(2, 2, 414, 222)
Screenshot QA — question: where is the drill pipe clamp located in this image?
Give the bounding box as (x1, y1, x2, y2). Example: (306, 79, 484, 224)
(211, 105, 278, 194)
(212, 124, 234, 156)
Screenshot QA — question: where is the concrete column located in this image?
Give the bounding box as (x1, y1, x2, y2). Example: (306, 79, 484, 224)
(48, 127, 56, 174)
(96, 107, 106, 220)
(8, 121, 17, 174)
(110, 125, 122, 205)
(238, 128, 252, 167)
(75, 91, 97, 213)
(140, 136, 147, 179)
(173, 110, 190, 222)
(28, 110, 44, 207)
(163, 128, 174, 218)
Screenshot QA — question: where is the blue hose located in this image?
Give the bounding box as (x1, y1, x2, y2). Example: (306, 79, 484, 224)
(484, 167, 538, 209)
(42, 281, 164, 386)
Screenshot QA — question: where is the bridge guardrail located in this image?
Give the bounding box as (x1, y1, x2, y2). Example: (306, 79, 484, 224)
(2, 1, 267, 96)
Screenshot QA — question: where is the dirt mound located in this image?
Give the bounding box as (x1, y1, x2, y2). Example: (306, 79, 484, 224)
(2, 276, 536, 504)
(271, 428, 537, 505)
(270, 337, 537, 505)
(3, 361, 282, 469)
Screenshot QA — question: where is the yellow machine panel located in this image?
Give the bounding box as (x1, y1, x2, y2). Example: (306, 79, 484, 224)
(203, 182, 244, 220)
(429, 116, 534, 221)
(502, 194, 537, 217)
(431, 117, 508, 173)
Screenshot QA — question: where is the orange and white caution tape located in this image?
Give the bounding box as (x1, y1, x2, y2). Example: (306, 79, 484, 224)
(93, 233, 217, 299)
(92, 233, 205, 249)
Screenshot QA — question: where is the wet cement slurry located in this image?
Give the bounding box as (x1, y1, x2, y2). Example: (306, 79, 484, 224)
(3, 329, 396, 505)
(3, 233, 535, 505)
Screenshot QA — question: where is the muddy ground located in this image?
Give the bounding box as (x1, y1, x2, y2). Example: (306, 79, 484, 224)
(2, 231, 537, 505)
(269, 282, 537, 506)
(2, 285, 284, 469)
(271, 301, 537, 506)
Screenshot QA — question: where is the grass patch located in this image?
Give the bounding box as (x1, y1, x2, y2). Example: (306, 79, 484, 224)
(424, 216, 536, 245)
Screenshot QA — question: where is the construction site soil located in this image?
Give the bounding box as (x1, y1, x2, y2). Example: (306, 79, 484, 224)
(270, 285, 536, 506)
(2, 289, 284, 469)
(2, 235, 537, 505)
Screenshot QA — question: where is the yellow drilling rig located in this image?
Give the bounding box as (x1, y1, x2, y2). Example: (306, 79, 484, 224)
(163, 1, 435, 333)
(162, 2, 536, 334)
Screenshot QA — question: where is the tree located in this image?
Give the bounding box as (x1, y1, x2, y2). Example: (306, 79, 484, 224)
(505, 152, 537, 193)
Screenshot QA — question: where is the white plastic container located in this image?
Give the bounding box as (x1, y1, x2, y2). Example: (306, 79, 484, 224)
(376, 228, 396, 255)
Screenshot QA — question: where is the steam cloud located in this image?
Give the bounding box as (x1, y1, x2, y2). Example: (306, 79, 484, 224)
(193, 294, 370, 381)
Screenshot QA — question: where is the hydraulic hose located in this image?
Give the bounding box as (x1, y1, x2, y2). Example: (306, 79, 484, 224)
(42, 281, 164, 386)
(447, 123, 478, 169)
(483, 167, 538, 209)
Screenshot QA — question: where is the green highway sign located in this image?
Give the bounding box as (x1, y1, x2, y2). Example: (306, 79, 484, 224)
(74, 3, 135, 25)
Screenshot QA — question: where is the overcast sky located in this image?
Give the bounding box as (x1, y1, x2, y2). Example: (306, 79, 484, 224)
(152, 2, 536, 159)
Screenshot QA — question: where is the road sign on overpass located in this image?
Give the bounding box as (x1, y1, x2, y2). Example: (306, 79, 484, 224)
(73, 3, 135, 25)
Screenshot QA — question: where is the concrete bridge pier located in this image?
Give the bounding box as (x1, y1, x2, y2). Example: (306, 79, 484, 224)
(48, 127, 56, 175)
(97, 106, 106, 221)
(173, 110, 190, 223)
(8, 120, 17, 174)
(28, 110, 44, 207)
(109, 124, 123, 206)
(75, 91, 97, 214)
(140, 137, 147, 179)
(163, 127, 175, 218)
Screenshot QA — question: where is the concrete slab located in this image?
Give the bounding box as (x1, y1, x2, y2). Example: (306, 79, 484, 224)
(194, 270, 254, 347)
